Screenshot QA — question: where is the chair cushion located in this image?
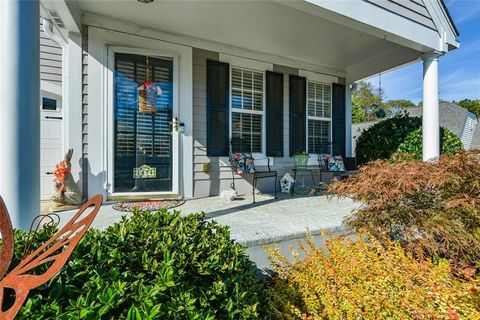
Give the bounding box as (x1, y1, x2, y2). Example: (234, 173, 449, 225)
(322, 155, 346, 171)
(231, 153, 256, 175)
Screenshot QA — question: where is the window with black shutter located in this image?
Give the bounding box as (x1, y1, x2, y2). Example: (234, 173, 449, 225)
(289, 75, 307, 155)
(206, 60, 229, 156)
(332, 83, 346, 156)
(266, 71, 283, 157)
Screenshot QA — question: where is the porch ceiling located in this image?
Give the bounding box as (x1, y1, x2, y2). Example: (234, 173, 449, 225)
(70, 0, 422, 82)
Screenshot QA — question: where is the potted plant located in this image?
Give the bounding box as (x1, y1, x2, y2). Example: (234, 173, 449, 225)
(293, 150, 309, 169)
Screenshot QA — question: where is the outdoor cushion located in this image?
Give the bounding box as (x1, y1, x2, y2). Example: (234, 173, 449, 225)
(321, 155, 346, 171)
(328, 155, 346, 171)
(231, 153, 256, 175)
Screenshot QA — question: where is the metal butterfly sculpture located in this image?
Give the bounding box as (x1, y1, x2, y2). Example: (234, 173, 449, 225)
(0, 195, 102, 319)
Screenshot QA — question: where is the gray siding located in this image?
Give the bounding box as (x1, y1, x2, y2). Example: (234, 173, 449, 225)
(364, 0, 437, 31)
(192, 48, 341, 197)
(40, 21, 62, 86)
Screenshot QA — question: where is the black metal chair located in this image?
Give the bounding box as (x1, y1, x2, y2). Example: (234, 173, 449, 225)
(228, 138, 278, 203)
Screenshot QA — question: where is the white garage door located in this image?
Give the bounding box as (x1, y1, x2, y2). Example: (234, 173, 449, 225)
(40, 96, 64, 200)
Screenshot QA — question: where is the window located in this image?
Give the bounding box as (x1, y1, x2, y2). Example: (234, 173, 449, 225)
(231, 67, 264, 153)
(307, 81, 331, 154)
(42, 97, 57, 110)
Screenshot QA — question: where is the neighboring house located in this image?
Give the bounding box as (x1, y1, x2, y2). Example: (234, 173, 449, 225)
(407, 103, 479, 149)
(352, 102, 480, 155)
(0, 0, 460, 227)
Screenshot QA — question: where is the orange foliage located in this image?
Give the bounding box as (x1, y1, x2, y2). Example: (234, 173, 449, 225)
(329, 150, 480, 271)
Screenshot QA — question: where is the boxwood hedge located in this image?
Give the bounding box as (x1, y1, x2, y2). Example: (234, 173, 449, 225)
(355, 115, 464, 164)
(13, 210, 262, 320)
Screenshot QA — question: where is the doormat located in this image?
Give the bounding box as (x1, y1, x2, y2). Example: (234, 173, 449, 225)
(113, 199, 185, 212)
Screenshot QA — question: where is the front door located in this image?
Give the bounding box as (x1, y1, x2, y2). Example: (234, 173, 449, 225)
(113, 53, 174, 193)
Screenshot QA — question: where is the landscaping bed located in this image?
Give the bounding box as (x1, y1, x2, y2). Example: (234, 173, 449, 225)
(6, 151, 480, 319)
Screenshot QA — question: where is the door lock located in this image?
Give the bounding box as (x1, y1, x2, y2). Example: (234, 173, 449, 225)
(168, 117, 179, 133)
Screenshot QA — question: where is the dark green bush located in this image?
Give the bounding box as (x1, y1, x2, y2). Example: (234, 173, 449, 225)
(355, 115, 464, 164)
(355, 115, 422, 164)
(396, 127, 464, 159)
(15, 210, 262, 319)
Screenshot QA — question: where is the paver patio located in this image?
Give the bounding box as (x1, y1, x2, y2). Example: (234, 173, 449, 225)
(55, 193, 359, 247)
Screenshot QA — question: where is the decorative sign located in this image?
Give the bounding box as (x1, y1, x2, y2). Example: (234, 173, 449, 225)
(133, 165, 157, 179)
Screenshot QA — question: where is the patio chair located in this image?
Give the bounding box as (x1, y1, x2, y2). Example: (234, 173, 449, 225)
(318, 154, 358, 184)
(228, 138, 278, 203)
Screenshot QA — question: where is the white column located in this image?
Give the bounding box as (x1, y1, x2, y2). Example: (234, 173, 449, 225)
(0, 0, 40, 229)
(422, 52, 441, 161)
(345, 84, 353, 157)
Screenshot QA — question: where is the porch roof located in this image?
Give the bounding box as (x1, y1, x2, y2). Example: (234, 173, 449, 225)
(43, 0, 458, 83)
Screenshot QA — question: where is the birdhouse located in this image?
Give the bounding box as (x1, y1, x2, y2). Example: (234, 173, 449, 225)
(280, 172, 295, 193)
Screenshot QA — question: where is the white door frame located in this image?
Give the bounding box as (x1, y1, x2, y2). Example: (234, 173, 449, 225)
(106, 46, 180, 197)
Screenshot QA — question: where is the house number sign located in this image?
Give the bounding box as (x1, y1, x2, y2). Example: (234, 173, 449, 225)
(133, 165, 157, 179)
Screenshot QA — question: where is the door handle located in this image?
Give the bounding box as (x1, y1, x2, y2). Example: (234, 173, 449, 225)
(168, 117, 179, 135)
(45, 172, 54, 175)
(44, 116, 63, 120)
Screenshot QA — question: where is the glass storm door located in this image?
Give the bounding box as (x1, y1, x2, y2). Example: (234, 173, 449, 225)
(114, 53, 174, 193)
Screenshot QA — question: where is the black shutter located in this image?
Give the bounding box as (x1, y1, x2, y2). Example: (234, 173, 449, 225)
(332, 83, 346, 156)
(289, 75, 307, 156)
(266, 71, 284, 157)
(206, 60, 229, 156)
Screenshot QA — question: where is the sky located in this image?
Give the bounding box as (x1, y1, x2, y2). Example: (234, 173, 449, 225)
(365, 0, 480, 104)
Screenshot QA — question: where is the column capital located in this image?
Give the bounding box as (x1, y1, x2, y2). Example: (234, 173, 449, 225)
(421, 51, 443, 62)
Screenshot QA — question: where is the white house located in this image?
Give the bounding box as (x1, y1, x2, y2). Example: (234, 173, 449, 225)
(0, 0, 459, 229)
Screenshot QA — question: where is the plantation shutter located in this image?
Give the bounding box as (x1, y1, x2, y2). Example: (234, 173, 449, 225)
(289, 75, 307, 156)
(266, 71, 284, 157)
(206, 60, 229, 156)
(332, 83, 346, 156)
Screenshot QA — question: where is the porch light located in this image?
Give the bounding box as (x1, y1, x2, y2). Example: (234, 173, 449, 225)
(138, 0, 154, 3)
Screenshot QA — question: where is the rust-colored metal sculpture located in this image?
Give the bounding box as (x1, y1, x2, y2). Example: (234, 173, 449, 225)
(0, 195, 102, 319)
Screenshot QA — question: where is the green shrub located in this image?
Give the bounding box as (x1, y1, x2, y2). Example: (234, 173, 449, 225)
(330, 151, 480, 272)
(355, 115, 421, 164)
(395, 127, 464, 160)
(264, 234, 480, 319)
(15, 210, 262, 319)
(355, 115, 464, 164)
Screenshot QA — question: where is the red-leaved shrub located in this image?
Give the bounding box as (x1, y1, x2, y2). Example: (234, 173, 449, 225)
(329, 150, 480, 273)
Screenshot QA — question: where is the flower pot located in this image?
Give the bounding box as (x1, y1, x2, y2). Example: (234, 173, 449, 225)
(294, 154, 309, 169)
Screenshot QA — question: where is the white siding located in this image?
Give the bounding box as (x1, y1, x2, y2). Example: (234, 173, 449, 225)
(40, 21, 62, 86)
(461, 113, 478, 149)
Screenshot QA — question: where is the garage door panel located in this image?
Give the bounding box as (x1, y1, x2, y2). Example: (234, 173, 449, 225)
(40, 109, 63, 200)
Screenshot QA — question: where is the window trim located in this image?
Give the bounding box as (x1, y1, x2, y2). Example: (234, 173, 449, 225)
(229, 65, 267, 157)
(306, 80, 333, 155)
(299, 70, 338, 162)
